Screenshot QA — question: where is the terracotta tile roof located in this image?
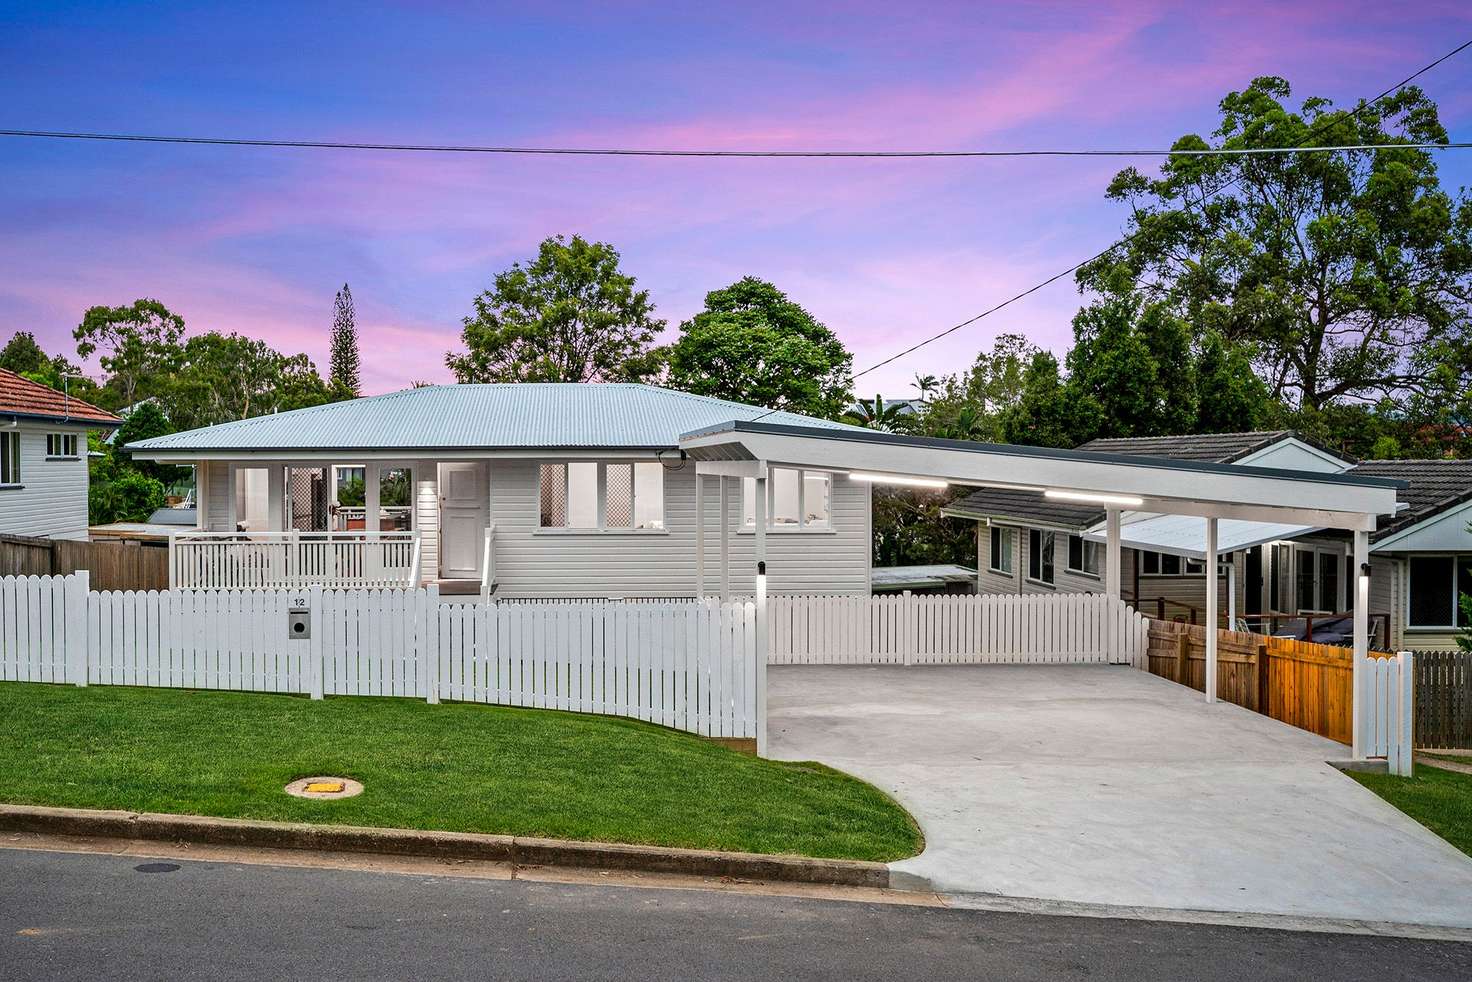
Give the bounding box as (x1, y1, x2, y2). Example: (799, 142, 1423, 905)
(0, 368, 121, 426)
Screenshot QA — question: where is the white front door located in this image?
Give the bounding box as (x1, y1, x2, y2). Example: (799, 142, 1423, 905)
(439, 463, 488, 579)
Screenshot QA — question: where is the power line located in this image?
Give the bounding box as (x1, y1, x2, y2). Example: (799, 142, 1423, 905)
(0, 128, 1467, 158)
(842, 37, 1472, 386)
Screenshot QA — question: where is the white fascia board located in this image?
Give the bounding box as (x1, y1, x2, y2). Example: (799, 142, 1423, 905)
(130, 448, 666, 463)
(694, 459, 768, 478)
(686, 428, 1398, 531)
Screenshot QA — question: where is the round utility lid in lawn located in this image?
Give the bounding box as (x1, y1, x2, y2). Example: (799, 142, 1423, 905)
(285, 777, 363, 800)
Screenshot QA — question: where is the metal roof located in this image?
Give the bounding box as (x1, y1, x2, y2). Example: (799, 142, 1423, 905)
(126, 383, 864, 454)
(1081, 514, 1319, 560)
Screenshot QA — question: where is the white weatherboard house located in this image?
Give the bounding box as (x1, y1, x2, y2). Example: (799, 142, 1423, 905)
(126, 384, 875, 598)
(108, 381, 1411, 759)
(0, 368, 122, 540)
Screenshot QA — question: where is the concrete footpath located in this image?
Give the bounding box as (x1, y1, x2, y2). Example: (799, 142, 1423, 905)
(769, 664, 1472, 933)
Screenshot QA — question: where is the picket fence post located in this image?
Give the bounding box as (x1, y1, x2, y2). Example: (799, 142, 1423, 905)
(308, 583, 324, 700)
(902, 590, 914, 667)
(1396, 651, 1415, 778)
(424, 584, 441, 704)
(66, 570, 89, 687)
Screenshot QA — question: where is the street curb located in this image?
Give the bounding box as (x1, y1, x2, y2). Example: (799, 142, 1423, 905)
(0, 804, 889, 889)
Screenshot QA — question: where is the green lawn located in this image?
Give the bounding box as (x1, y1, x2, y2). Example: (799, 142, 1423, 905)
(1350, 762, 1472, 859)
(0, 683, 921, 862)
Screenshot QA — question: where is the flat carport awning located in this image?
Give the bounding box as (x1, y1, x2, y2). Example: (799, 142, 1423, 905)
(680, 419, 1405, 759)
(679, 420, 1403, 531)
(1080, 514, 1319, 560)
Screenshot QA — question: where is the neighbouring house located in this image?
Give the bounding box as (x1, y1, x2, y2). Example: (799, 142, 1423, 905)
(124, 384, 876, 598)
(0, 368, 121, 540)
(944, 430, 1472, 650)
(870, 564, 978, 594)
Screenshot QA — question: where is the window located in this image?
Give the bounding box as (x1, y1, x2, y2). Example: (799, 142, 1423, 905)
(603, 462, 665, 530)
(742, 468, 831, 530)
(1139, 550, 1203, 577)
(989, 526, 1013, 574)
(1408, 555, 1472, 629)
(1067, 534, 1100, 576)
(1028, 529, 1055, 585)
(539, 462, 664, 531)
(1292, 545, 1344, 612)
(46, 433, 78, 458)
(0, 432, 18, 485)
(378, 467, 414, 531)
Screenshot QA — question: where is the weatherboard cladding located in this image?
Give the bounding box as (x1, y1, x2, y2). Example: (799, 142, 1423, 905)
(126, 383, 864, 453)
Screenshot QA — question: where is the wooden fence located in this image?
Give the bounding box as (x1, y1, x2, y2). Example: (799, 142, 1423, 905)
(768, 592, 1148, 666)
(0, 534, 168, 592)
(1143, 618, 1414, 771)
(0, 574, 761, 742)
(1415, 649, 1471, 750)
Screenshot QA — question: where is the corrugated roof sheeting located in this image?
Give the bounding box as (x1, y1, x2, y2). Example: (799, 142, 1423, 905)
(1081, 514, 1319, 559)
(128, 383, 864, 453)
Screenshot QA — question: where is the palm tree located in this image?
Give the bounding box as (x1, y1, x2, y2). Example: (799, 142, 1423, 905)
(845, 395, 911, 432)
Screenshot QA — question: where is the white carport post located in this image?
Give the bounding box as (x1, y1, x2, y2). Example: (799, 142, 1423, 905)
(1226, 560, 1237, 628)
(1352, 529, 1369, 758)
(1204, 517, 1219, 703)
(754, 472, 768, 756)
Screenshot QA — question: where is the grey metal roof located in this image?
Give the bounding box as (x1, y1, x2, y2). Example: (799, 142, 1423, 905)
(871, 564, 977, 591)
(126, 384, 865, 454)
(1350, 460, 1472, 541)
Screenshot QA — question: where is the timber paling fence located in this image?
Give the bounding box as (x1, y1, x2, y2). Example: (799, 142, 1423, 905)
(0, 533, 168, 592)
(1142, 618, 1415, 774)
(1414, 649, 1472, 751)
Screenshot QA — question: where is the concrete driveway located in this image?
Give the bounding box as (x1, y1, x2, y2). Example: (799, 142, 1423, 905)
(769, 664, 1472, 931)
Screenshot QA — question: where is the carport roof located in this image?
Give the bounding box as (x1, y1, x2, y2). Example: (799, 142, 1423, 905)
(678, 420, 1405, 532)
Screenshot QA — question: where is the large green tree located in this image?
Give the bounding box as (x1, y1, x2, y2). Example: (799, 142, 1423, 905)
(1080, 77, 1472, 414)
(447, 235, 664, 383)
(73, 299, 185, 409)
(665, 277, 853, 418)
(167, 332, 331, 429)
(999, 351, 1098, 448)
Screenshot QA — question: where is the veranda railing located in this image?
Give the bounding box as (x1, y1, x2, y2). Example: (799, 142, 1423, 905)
(168, 530, 421, 590)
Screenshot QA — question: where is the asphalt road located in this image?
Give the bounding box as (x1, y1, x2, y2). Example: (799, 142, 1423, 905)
(1, 848, 1469, 982)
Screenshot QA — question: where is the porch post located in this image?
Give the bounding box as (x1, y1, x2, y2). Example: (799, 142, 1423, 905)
(1204, 517, 1218, 704)
(365, 462, 381, 534)
(695, 473, 705, 599)
(1227, 560, 1237, 628)
(267, 464, 286, 531)
(1352, 528, 1369, 759)
(1104, 508, 1121, 600)
(719, 477, 731, 600)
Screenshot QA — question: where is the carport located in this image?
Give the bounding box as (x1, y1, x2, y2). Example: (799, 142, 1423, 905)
(678, 421, 1404, 758)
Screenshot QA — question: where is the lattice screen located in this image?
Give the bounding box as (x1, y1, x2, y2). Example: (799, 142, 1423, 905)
(605, 464, 633, 528)
(288, 467, 329, 531)
(539, 464, 567, 527)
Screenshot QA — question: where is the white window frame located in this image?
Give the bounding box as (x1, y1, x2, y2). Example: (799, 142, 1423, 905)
(1027, 529, 1055, 586)
(1405, 553, 1471, 630)
(0, 431, 19, 486)
(988, 525, 1013, 575)
(1292, 544, 1346, 614)
(741, 467, 833, 533)
(1066, 534, 1100, 578)
(537, 460, 667, 534)
(45, 432, 79, 459)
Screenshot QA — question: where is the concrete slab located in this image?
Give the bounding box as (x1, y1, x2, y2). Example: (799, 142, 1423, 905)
(769, 664, 1472, 929)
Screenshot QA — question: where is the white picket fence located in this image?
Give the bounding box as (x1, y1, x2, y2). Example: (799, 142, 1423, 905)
(0, 574, 759, 741)
(768, 592, 1148, 666)
(1364, 651, 1416, 777)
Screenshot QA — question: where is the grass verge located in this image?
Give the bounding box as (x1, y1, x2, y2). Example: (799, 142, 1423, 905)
(0, 683, 921, 862)
(1350, 763, 1472, 859)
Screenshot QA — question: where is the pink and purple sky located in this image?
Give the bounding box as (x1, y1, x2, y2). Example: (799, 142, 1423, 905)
(3, 1, 1470, 397)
